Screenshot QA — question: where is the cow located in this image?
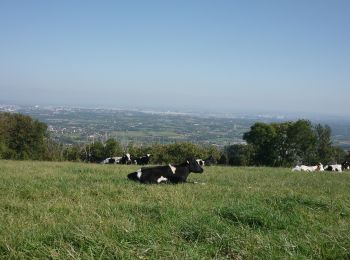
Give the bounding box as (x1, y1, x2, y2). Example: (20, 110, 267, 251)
(204, 155, 216, 166)
(135, 154, 152, 165)
(324, 164, 343, 172)
(101, 156, 122, 164)
(196, 156, 216, 167)
(342, 161, 350, 171)
(196, 159, 205, 166)
(292, 163, 324, 172)
(118, 153, 132, 164)
(127, 158, 204, 184)
(102, 157, 115, 164)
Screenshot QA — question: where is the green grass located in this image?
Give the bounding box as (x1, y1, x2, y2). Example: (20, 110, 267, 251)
(1, 160, 350, 259)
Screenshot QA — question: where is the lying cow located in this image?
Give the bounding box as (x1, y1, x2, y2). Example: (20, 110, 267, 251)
(196, 156, 216, 167)
(196, 159, 205, 166)
(101, 156, 122, 164)
(204, 155, 216, 166)
(292, 163, 324, 172)
(135, 154, 152, 165)
(324, 164, 342, 172)
(118, 153, 132, 164)
(342, 161, 350, 170)
(127, 158, 204, 184)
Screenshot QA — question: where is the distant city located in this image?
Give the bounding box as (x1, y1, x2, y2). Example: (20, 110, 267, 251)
(1, 103, 350, 149)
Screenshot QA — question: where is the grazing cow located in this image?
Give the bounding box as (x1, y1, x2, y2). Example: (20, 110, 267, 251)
(324, 164, 342, 172)
(127, 158, 204, 184)
(135, 154, 152, 165)
(342, 161, 350, 171)
(118, 153, 132, 164)
(292, 163, 324, 172)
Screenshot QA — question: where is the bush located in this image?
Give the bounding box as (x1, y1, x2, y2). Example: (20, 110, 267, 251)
(0, 113, 49, 160)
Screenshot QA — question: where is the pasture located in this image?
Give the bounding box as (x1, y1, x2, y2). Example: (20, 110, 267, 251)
(1, 160, 350, 259)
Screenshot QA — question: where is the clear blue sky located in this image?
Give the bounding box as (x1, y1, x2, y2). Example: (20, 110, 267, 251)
(0, 0, 349, 116)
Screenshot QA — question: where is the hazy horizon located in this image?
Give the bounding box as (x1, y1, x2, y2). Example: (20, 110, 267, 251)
(1, 1, 349, 117)
(2, 99, 350, 122)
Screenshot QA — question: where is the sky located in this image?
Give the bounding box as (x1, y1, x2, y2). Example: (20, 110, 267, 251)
(0, 0, 349, 116)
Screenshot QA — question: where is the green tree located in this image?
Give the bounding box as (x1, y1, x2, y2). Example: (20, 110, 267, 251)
(225, 144, 254, 166)
(43, 138, 64, 161)
(330, 146, 346, 164)
(217, 154, 227, 165)
(104, 139, 123, 158)
(314, 124, 333, 163)
(63, 145, 81, 161)
(243, 122, 277, 166)
(164, 142, 202, 164)
(84, 141, 105, 163)
(287, 120, 317, 164)
(0, 113, 48, 160)
(205, 145, 221, 162)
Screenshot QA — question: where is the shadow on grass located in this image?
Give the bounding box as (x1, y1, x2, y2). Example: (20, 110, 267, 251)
(216, 207, 267, 229)
(215, 204, 297, 231)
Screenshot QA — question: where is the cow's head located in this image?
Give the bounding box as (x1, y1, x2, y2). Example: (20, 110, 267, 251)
(342, 161, 350, 170)
(316, 162, 324, 171)
(187, 158, 204, 173)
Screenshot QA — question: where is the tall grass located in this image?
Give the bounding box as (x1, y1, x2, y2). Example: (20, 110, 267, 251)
(1, 160, 350, 259)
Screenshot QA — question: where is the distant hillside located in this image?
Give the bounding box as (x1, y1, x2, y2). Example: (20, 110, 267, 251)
(1, 104, 350, 149)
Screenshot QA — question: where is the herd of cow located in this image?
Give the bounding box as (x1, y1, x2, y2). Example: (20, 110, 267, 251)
(102, 153, 216, 167)
(102, 153, 350, 184)
(102, 153, 152, 165)
(292, 161, 350, 172)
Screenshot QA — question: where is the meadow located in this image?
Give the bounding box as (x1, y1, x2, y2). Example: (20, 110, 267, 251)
(1, 160, 350, 259)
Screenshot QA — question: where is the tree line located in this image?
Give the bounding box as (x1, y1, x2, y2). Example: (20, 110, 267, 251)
(0, 112, 348, 166)
(224, 120, 347, 167)
(64, 140, 221, 164)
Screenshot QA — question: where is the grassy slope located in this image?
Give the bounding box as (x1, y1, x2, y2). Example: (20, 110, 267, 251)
(0, 160, 350, 259)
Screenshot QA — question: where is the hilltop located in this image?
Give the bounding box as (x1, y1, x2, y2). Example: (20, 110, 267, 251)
(1, 160, 350, 258)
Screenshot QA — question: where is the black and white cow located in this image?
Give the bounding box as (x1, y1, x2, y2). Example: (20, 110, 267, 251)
(127, 158, 204, 184)
(196, 155, 216, 167)
(102, 157, 115, 164)
(101, 156, 122, 164)
(204, 155, 216, 166)
(324, 164, 342, 172)
(342, 161, 350, 171)
(118, 153, 132, 164)
(135, 154, 152, 165)
(292, 163, 324, 172)
(196, 159, 205, 166)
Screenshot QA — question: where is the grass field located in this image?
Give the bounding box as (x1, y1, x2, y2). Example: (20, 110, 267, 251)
(1, 160, 350, 259)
